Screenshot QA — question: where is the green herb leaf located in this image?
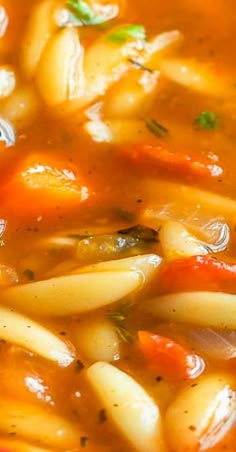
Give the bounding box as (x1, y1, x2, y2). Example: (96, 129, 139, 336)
(107, 311, 126, 323)
(66, 0, 103, 25)
(194, 111, 219, 130)
(108, 25, 146, 43)
(115, 326, 133, 343)
(146, 119, 169, 138)
(114, 208, 136, 223)
(128, 58, 153, 73)
(106, 304, 133, 343)
(118, 224, 159, 242)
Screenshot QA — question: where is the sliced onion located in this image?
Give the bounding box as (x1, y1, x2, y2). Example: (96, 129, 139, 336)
(187, 327, 236, 360)
(0, 117, 16, 147)
(0, 6, 8, 38)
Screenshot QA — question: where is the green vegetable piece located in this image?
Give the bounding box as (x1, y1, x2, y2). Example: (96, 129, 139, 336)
(146, 119, 169, 138)
(108, 24, 146, 43)
(195, 111, 219, 130)
(66, 0, 103, 25)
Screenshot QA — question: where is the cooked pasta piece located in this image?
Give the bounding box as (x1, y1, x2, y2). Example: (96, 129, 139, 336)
(145, 292, 236, 329)
(0, 65, 16, 98)
(104, 69, 160, 118)
(0, 85, 39, 127)
(87, 362, 165, 452)
(21, 0, 59, 78)
(0, 399, 80, 448)
(0, 305, 75, 366)
(166, 373, 236, 451)
(72, 317, 120, 362)
(159, 58, 233, 96)
(160, 221, 210, 260)
(84, 119, 153, 143)
(36, 27, 85, 108)
(2, 254, 161, 316)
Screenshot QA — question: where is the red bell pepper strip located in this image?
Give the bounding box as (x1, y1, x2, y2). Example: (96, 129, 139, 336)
(122, 143, 223, 179)
(159, 255, 236, 294)
(138, 330, 205, 379)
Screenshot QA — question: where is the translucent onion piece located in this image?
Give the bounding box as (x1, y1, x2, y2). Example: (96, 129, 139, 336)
(0, 305, 75, 366)
(0, 263, 19, 286)
(0, 66, 16, 98)
(142, 180, 236, 233)
(145, 292, 236, 329)
(160, 221, 208, 260)
(0, 6, 8, 38)
(166, 374, 236, 451)
(187, 327, 236, 360)
(0, 117, 15, 147)
(0, 399, 79, 448)
(2, 254, 161, 316)
(87, 362, 164, 452)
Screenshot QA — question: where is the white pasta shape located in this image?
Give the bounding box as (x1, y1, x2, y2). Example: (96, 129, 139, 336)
(0, 65, 16, 98)
(37, 27, 85, 107)
(160, 221, 209, 260)
(145, 292, 236, 329)
(72, 317, 120, 363)
(166, 373, 236, 451)
(0, 305, 75, 366)
(84, 119, 153, 143)
(21, 0, 59, 78)
(159, 57, 232, 96)
(104, 69, 160, 118)
(0, 398, 80, 448)
(0, 85, 40, 127)
(87, 362, 165, 452)
(2, 254, 160, 316)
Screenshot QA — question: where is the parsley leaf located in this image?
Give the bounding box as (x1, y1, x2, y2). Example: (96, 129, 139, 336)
(146, 118, 169, 138)
(195, 111, 219, 130)
(107, 304, 133, 343)
(66, 0, 103, 25)
(108, 25, 146, 43)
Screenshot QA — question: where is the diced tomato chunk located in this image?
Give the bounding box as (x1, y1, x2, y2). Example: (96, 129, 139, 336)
(138, 330, 204, 380)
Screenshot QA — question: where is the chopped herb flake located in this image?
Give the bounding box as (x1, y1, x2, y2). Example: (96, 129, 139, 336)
(115, 325, 133, 343)
(128, 58, 153, 73)
(23, 269, 35, 281)
(106, 304, 133, 343)
(66, 0, 103, 25)
(146, 119, 169, 138)
(80, 436, 89, 447)
(98, 409, 107, 423)
(118, 224, 159, 242)
(194, 111, 219, 130)
(114, 208, 136, 223)
(108, 25, 146, 43)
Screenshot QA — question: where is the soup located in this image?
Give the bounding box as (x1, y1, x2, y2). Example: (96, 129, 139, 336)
(0, 0, 235, 450)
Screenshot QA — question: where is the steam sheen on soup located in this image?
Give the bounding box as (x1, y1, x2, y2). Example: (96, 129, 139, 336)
(0, 0, 235, 450)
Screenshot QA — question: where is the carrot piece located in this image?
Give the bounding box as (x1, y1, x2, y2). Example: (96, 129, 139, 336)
(122, 143, 223, 178)
(159, 255, 236, 294)
(0, 154, 90, 215)
(138, 330, 204, 380)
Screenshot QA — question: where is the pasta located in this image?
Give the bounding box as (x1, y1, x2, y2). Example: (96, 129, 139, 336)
(87, 362, 164, 452)
(0, 0, 236, 450)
